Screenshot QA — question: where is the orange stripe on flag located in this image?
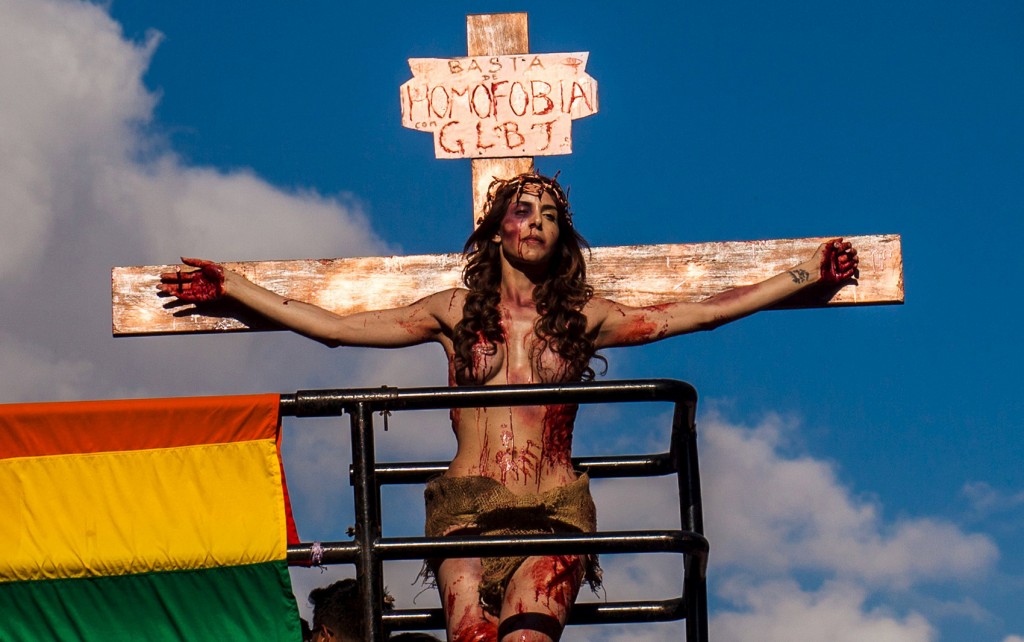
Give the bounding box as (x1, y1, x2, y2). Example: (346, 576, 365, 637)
(0, 394, 280, 458)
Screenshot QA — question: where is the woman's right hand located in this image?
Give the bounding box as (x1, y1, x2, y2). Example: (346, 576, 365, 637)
(158, 257, 226, 302)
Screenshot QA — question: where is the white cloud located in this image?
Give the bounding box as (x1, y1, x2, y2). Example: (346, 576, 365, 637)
(96, 160, 383, 263)
(711, 578, 936, 642)
(568, 622, 680, 642)
(0, 0, 157, 278)
(0, 0, 392, 406)
(0, 330, 95, 401)
(281, 415, 354, 540)
(962, 481, 1024, 517)
(566, 412, 1001, 641)
(700, 412, 998, 587)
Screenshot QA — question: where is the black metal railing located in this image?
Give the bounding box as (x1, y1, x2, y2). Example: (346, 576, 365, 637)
(281, 379, 708, 641)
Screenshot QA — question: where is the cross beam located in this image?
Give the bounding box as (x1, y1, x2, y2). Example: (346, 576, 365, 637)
(111, 13, 903, 337)
(111, 234, 902, 336)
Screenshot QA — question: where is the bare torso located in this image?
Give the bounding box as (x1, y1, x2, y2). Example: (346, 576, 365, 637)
(440, 290, 580, 496)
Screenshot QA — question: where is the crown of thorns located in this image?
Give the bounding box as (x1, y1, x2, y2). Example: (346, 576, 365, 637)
(481, 171, 573, 226)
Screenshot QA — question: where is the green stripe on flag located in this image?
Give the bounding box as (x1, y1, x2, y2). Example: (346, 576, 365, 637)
(0, 561, 301, 642)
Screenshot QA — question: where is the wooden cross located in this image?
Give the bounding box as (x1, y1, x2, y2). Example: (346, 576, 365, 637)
(111, 13, 902, 337)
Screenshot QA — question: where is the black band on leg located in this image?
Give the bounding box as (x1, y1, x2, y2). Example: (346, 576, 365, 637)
(497, 612, 563, 641)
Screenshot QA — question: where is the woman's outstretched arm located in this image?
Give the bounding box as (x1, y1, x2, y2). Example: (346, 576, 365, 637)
(589, 239, 858, 349)
(159, 258, 459, 348)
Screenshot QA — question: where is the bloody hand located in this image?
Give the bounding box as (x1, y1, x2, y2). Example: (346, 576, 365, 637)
(158, 257, 225, 302)
(819, 238, 858, 284)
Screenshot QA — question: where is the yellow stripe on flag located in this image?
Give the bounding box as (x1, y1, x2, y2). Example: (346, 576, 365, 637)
(0, 440, 286, 583)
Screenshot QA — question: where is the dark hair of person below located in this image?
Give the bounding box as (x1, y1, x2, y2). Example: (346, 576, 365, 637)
(309, 578, 402, 639)
(309, 579, 361, 633)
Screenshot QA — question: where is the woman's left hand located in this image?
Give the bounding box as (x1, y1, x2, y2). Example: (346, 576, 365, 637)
(815, 238, 858, 283)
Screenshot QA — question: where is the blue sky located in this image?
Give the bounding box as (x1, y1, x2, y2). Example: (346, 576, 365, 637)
(1, 1, 1022, 640)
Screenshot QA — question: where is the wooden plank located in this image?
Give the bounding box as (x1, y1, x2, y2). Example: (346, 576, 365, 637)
(467, 12, 533, 226)
(111, 234, 902, 337)
(399, 52, 599, 159)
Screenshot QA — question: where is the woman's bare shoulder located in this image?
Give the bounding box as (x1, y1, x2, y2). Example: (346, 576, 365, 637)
(583, 296, 636, 334)
(420, 288, 468, 324)
(422, 287, 468, 305)
(583, 296, 620, 318)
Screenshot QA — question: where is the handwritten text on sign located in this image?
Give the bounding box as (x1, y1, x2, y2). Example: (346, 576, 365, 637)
(400, 52, 598, 159)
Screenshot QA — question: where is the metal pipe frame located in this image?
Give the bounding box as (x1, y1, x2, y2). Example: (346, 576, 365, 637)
(281, 379, 707, 642)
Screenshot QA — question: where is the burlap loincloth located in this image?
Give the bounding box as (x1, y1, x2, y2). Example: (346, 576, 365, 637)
(423, 473, 602, 614)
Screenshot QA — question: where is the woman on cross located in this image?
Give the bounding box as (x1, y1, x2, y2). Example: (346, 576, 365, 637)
(160, 172, 856, 642)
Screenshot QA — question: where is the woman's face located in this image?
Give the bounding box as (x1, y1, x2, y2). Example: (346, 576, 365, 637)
(493, 188, 561, 267)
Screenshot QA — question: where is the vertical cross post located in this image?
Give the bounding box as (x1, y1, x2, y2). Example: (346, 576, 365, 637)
(467, 13, 534, 226)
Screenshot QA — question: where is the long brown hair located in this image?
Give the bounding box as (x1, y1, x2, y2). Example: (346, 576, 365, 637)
(452, 173, 606, 381)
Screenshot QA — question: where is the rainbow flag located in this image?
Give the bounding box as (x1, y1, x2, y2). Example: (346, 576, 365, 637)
(0, 394, 302, 641)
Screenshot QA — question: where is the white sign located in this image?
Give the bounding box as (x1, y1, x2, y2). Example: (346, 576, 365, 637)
(400, 52, 598, 159)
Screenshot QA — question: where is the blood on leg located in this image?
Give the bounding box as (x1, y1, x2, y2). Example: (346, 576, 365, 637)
(497, 555, 585, 642)
(437, 557, 498, 642)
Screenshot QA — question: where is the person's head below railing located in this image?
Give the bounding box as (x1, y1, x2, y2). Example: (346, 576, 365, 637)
(308, 579, 366, 642)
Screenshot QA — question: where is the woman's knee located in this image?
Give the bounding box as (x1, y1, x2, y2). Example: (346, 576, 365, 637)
(450, 620, 498, 642)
